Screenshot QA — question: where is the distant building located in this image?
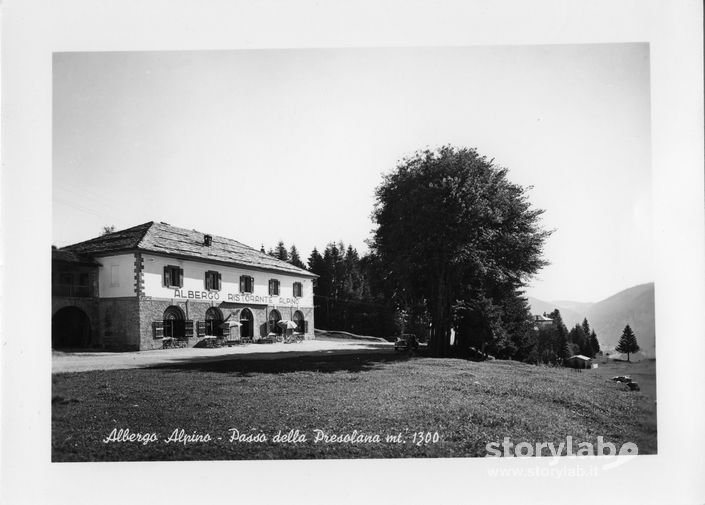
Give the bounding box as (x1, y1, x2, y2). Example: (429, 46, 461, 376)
(565, 355, 592, 369)
(52, 222, 317, 351)
(532, 314, 554, 327)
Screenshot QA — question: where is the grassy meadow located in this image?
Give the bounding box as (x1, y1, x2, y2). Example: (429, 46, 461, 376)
(52, 352, 656, 461)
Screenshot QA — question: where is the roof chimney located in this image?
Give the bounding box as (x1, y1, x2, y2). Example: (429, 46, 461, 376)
(204, 234, 213, 246)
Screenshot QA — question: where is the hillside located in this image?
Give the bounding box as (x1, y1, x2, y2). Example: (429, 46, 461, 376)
(586, 283, 655, 355)
(529, 282, 655, 357)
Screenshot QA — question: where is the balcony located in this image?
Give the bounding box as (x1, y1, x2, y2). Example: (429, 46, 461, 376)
(53, 284, 93, 298)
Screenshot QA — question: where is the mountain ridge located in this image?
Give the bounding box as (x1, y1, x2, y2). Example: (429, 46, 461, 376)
(527, 282, 655, 357)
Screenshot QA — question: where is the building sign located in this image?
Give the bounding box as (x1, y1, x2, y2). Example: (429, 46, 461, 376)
(172, 289, 301, 307)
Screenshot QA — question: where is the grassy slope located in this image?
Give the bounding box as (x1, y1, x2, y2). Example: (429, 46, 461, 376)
(52, 354, 656, 461)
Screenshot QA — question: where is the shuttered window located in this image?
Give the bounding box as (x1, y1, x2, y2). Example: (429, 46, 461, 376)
(268, 279, 280, 296)
(293, 282, 303, 298)
(163, 266, 183, 288)
(152, 321, 164, 339)
(185, 320, 194, 338)
(239, 275, 254, 293)
(196, 321, 206, 338)
(205, 270, 221, 291)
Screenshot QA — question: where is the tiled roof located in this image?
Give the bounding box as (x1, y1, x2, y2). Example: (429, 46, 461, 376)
(61, 221, 316, 277)
(52, 248, 101, 265)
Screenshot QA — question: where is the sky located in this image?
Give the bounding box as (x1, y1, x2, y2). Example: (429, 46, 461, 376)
(53, 44, 652, 303)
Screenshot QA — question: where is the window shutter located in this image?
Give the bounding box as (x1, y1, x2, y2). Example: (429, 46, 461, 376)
(275, 280, 279, 295)
(304, 320, 309, 333)
(153, 321, 164, 339)
(204, 272, 210, 290)
(178, 268, 184, 287)
(197, 321, 206, 337)
(217, 272, 222, 290)
(163, 266, 170, 287)
(185, 320, 194, 338)
(268, 279, 272, 295)
(250, 276, 255, 292)
(240, 276, 245, 293)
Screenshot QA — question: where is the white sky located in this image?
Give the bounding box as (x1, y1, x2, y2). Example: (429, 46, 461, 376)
(53, 45, 652, 303)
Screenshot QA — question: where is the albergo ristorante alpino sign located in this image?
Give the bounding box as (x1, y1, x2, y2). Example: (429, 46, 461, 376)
(171, 289, 302, 307)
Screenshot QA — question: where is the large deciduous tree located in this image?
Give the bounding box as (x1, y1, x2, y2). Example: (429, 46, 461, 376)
(371, 146, 550, 357)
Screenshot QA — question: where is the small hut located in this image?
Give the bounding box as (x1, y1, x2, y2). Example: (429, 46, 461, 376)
(565, 354, 593, 369)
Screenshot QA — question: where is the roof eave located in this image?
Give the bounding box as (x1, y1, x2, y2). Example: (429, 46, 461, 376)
(139, 249, 319, 278)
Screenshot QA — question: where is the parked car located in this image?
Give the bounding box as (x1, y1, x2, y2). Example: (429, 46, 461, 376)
(394, 334, 419, 352)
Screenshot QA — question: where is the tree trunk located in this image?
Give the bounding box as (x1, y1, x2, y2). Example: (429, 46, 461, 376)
(428, 267, 454, 357)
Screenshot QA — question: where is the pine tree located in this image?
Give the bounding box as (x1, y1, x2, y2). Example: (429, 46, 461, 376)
(568, 323, 592, 358)
(288, 245, 306, 269)
(276, 241, 289, 262)
(308, 247, 323, 272)
(616, 324, 640, 362)
(559, 333, 571, 362)
(589, 330, 600, 356)
(581, 318, 591, 339)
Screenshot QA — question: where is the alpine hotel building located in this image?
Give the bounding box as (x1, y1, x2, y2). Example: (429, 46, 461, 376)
(51, 222, 316, 350)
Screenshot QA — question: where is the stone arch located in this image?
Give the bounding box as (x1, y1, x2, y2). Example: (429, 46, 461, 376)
(268, 309, 282, 334)
(239, 308, 255, 339)
(205, 307, 224, 336)
(163, 305, 186, 339)
(52, 306, 92, 348)
(292, 310, 305, 333)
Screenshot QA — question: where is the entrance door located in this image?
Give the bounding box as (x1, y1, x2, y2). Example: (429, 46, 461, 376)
(240, 308, 253, 339)
(292, 310, 304, 333)
(205, 307, 224, 337)
(268, 309, 282, 335)
(163, 306, 186, 339)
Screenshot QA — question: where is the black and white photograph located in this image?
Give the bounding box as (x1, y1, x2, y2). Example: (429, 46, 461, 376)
(2, 1, 704, 504)
(50, 44, 657, 462)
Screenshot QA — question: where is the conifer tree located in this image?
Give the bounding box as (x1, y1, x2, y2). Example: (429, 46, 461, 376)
(589, 330, 600, 357)
(276, 241, 288, 261)
(288, 245, 306, 269)
(616, 324, 640, 362)
(581, 318, 591, 339)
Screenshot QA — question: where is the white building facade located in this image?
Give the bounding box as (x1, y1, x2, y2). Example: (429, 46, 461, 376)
(52, 222, 316, 351)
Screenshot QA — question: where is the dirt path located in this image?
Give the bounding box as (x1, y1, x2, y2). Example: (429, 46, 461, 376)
(52, 340, 394, 373)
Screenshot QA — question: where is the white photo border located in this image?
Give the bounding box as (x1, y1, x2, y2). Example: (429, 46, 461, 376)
(2, 1, 704, 504)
